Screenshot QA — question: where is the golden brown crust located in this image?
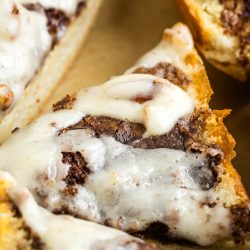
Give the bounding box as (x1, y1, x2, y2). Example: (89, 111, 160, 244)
(177, 0, 248, 82)
(184, 50, 213, 106)
(0, 180, 31, 250)
(203, 109, 249, 204)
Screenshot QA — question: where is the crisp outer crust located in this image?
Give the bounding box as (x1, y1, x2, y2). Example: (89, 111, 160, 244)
(203, 109, 249, 204)
(169, 24, 249, 205)
(177, 0, 248, 82)
(0, 0, 103, 144)
(0, 179, 30, 250)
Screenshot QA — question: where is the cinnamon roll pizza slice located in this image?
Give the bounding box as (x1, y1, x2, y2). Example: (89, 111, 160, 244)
(0, 23, 249, 246)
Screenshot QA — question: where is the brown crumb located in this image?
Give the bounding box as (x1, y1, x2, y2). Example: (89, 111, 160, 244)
(231, 203, 250, 244)
(62, 152, 90, 193)
(12, 4, 19, 15)
(53, 94, 76, 112)
(133, 62, 192, 88)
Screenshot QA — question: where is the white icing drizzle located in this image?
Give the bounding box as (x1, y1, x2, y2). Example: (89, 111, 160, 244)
(74, 74, 194, 136)
(0, 119, 231, 246)
(125, 23, 202, 105)
(0, 0, 52, 114)
(0, 171, 147, 250)
(16, 0, 86, 15)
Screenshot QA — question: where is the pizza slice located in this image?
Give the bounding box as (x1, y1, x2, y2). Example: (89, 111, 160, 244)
(0, 0, 102, 143)
(0, 171, 159, 250)
(177, 0, 250, 82)
(0, 23, 249, 246)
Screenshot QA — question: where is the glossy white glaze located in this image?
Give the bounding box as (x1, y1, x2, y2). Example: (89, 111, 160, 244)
(0, 125, 231, 246)
(0, 171, 147, 250)
(74, 74, 194, 136)
(0, 0, 52, 114)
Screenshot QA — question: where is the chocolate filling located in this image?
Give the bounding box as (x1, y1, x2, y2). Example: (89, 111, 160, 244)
(59, 115, 192, 149)
(62, 151, 91, 195)
(44, 8, 71, 44)
(133, 222, 197, 246)
(231, 203, 250, 244)
(220, 0, 250, 65)
(57, 111, 222, 192)
(25, 2, 86, 45)
(59, 115, 146, 144)
(133, 62, 192, 88)
(10, 200, 45, 250)
(58, 110, 207, 150)
(53, 94, 76, 112)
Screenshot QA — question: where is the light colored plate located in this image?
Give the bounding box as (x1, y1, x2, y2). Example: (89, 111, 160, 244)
(41, 0, 250, 249)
